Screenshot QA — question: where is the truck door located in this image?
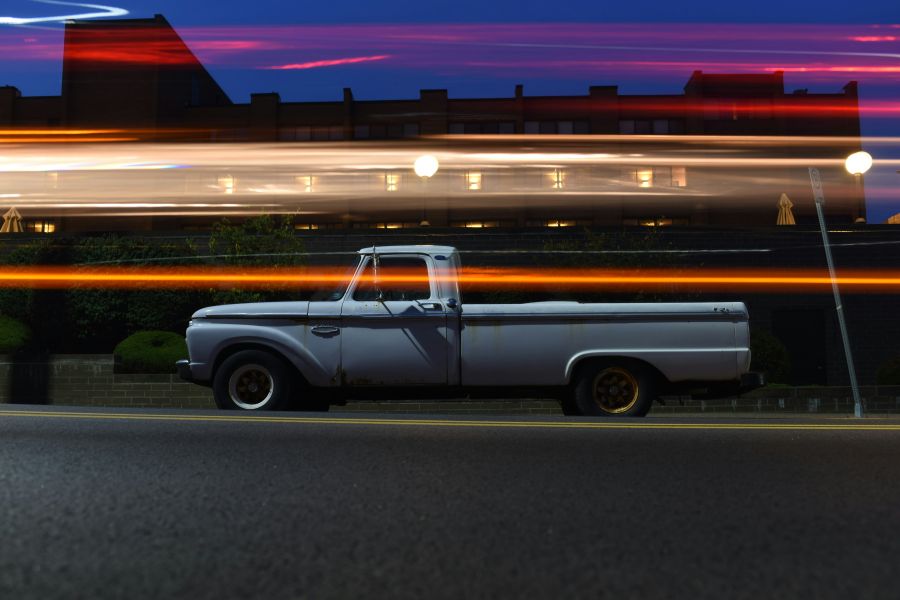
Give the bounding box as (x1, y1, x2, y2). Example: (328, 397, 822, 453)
(340, 255, 449, 385)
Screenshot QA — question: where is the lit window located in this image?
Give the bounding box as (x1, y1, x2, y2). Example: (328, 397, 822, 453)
(385, 173, 399, 192)
(551, 169, 565, 189)
(636, 169, 653, 188)
(671, 167, 687, 187)
(297, 175, 314, 193)
(217, 175, 235, 194)
(465, 171, 482, 191)
(294, 223, 320, 230)
(25, 221, 56, 233)
(546, 220, 575, 228)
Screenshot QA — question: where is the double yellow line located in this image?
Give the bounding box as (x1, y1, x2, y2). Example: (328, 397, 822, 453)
(2, 409, 900, 431)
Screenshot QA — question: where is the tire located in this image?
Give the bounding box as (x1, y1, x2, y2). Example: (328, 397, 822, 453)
(213, 350, 294, 411)
(573, 361, 656, 417)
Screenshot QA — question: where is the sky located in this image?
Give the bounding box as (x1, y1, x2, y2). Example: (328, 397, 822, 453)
(1, 0, 898, 221)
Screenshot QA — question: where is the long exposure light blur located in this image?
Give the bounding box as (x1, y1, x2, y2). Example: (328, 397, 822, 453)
(0, 266, 897, 293)
(1, 136, 897, 219)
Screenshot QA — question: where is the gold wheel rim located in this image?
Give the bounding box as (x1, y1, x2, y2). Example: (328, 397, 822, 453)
(592, 367, 639, 414)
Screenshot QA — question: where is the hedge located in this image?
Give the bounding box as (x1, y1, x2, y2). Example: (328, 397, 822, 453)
(0, 315, 31, 354)
(114, 331, 188, 374)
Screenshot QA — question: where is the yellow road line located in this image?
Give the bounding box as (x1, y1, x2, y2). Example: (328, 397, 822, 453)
(1, 409, 900, 431)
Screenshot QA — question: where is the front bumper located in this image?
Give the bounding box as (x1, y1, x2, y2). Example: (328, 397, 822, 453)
(175, 359, 192, 382)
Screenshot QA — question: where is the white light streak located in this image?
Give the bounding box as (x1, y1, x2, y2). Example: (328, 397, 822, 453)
(0, 1, 128, 26)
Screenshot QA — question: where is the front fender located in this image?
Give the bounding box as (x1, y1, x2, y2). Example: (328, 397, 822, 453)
(187, 320, 336, 386)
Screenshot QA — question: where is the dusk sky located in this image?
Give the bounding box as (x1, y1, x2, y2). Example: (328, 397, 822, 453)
(1, 0, 898, 221)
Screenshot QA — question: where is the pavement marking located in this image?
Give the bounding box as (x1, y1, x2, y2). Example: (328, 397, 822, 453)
(2, 409, 900, 431)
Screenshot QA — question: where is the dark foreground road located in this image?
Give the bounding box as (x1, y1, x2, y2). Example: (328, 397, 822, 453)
(2, 406, 900, 599)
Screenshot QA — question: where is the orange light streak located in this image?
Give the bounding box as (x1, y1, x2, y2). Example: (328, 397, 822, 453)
(0, 267, 897, 293)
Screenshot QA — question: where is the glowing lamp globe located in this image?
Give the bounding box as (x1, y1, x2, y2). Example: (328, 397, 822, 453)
(414, 155, 439, 178)
(845, 151, 873, 176)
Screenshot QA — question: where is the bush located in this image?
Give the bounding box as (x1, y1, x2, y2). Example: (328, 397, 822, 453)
(877, 357, 900, 385)
(0, 315, 31, 354)
(750, 328, 791, 384)
(114, 331, 188, 374)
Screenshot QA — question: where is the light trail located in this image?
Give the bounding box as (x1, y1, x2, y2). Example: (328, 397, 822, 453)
(264, 55, 391, 70)
(0, 266, 897, 293)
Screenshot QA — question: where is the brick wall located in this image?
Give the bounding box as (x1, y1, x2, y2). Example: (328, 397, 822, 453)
(2, 355, 899, 414)
(0, 355, 214, 409)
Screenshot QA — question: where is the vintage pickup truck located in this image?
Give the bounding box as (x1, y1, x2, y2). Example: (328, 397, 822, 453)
(177, 245, 762, 416)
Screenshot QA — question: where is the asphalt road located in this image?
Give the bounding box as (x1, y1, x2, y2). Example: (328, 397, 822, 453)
(2, 406, 900, 599)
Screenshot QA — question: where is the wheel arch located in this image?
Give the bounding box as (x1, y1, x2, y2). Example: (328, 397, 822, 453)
(212, 342, 310, 387)
(567, 354, 669, 390)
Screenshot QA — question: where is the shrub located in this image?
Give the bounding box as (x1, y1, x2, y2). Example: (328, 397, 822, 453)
(0, 315, 31, 354)
(114, 331, 188, 374)
(877, 357, 900, 385)
(750, 328, 791, 384)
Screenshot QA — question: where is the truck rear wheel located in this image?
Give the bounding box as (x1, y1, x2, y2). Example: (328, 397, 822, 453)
(574, 362, 656, 417)
(213, 350, 293, 411)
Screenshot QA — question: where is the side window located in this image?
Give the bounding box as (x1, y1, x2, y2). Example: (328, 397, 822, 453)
(353, 257, 431, 302)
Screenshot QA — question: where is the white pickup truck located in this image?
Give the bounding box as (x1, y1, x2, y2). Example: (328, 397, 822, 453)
(177, 245, 762, 416)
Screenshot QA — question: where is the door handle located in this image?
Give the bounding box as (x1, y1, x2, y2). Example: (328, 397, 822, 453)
(418, 302, 443, 311)
(311, 325, 340, 336)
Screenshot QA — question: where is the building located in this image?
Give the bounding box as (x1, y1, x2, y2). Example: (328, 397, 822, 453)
(0, 14, 870, 232)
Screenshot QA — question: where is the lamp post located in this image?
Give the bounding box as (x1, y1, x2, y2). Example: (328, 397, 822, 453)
(845, 150, 872, 223)
(414, 155, 439, 227)
(809, 165, 864, 417)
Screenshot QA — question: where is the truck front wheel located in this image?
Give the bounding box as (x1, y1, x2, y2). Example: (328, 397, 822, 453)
(213, 350, 294, 411)
(573, 362, 656, 417)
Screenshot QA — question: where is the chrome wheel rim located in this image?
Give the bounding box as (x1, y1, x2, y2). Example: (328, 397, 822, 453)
(228, 364, 274, 410)
(592, 367, 639, 414)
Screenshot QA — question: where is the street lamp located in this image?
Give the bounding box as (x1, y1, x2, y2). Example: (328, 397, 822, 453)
(809, 168, 862, 417)
(414, 155, 439, 227)
(845, 150, 872, 223)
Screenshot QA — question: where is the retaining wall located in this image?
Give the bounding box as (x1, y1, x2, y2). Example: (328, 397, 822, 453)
(1, 355, 899, 414)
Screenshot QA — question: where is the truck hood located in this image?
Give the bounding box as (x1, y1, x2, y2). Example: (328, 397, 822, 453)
(192, 301, 310, 320)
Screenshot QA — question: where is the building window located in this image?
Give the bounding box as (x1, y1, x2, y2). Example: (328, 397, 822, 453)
(539, 121, 557, 134)
(636, 169, 653, 188)
(619, 120, 635, 134)
(403, 123, 420, 137)
(294, 223, 320, 230)
(546, 220, 576, 227)
(524, 121, 540, 134)
(387, 124, 404, 139)
(448, 123, 465, 134)
(671, 167, 687, 187)
(551, 169, 565, 189)
(354, 125, 370, 139)
(652, 119, 669, 134)
(558, 121, 574, 135)
(278, 126, 311, 141)
(499, 122, 516, 134)
(385, 173, 400, 192)
(450, 220, 502, 228)
(25, 221, 56, 233)
(465, 171, 482, 191)
(217, 174, 236, 194)
(297, 175, 314, 193)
